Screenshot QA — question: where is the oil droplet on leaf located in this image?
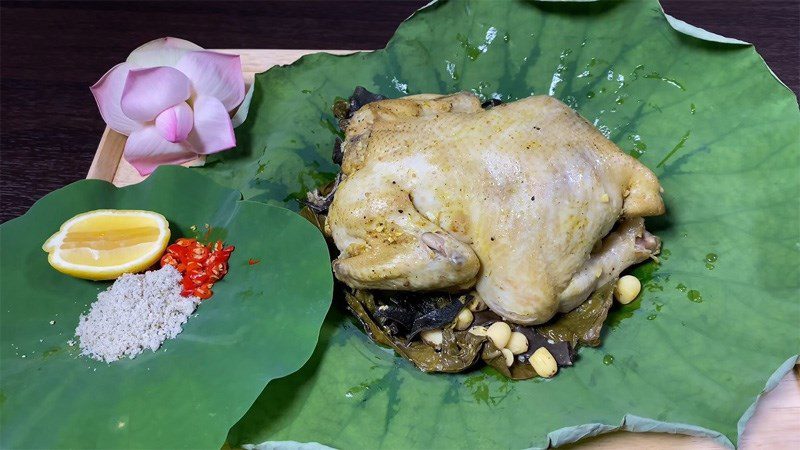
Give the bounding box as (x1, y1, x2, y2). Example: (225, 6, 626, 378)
(603, 355, 614, 365)
(42, 347, 61, 358)
(628, 134, 648, 158)
(647, 314, 657, 320)
(676, 283, 687, 292)
(687, 290, 703, 303)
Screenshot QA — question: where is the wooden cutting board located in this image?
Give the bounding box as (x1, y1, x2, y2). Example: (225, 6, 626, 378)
(85, 49, 800, 449)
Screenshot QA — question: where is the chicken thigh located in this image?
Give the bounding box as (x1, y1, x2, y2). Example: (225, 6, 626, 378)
(325, 92, 664, 325)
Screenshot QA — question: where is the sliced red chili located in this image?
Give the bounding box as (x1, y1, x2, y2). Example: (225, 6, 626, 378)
(162, 237, 234, 299)
(188, 270, 208, 284)
(193, 285, 212, 300)
(161, 254, 178, 267)
(190, 246, 209, 261)
(175, 238, 194, 247)
(181, 277, 195, 291)
(207, 262, 227, 282)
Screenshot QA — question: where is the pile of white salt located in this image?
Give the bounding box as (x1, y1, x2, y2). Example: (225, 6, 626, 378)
(75, 265, 199, 363)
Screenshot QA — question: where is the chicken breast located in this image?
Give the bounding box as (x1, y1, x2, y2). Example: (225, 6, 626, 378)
(326, 92, 664, 325)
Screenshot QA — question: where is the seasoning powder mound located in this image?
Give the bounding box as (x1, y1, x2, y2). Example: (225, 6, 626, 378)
(75, 265, 199, 363)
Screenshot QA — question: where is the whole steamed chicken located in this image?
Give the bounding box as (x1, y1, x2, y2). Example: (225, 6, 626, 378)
(325, 92, 664, 325)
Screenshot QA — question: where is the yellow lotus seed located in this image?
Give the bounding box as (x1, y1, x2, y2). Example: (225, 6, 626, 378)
(467, 292, 487, 312)
(501, 348, 514, 367)
(530, 347, 558, 378)
(420, 329, 443, 348)
(454, 308, 474, 331)
(486, 321, 512, 349)
(506, 331, 529, 355)
(615, 275, 642, 304)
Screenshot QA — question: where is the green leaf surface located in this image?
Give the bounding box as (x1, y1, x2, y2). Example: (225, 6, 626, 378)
(0, 166, 334, 449)
(204, 0, 799, 448)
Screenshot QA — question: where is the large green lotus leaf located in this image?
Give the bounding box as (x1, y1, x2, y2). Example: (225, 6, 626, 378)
(0, 166, 333, 449)
(198, 0, 799, 447)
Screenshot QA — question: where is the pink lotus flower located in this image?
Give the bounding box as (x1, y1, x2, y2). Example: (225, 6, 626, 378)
(91, 37, 246, 175)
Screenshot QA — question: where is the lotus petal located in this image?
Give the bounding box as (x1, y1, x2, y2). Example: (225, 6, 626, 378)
(124, 126, 196, 175)
(125, 36, 203, 68)
(186, 95, 235, 155)
(155, 102, 194, 143)
(89, 62, 139, 135)
(121, 67, 191, 122)
(177, 51, 245, 111)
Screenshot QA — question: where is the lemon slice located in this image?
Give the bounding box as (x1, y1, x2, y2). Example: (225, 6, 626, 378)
(42, 209, 170, 280)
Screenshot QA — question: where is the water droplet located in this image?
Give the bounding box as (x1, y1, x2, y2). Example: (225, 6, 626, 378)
(661, 248, 671, 260)
(704, 253, 717, 270)
(642, 72, 686, 91)
(548, 49, 572, 96)
(687, 290, 703, 303)
(586, 91, 595, 99)
(457, 27, 498, 61)
(690, 103, 696, 114)
(603, 355, 614, 365)
(445, 60, 459, 80)
(676, 283, 687, 292)
(503, 33, 510, 43)
(647, 314, 657, 320)
(390, 76, 408, 94)
(457, 34, 481, 61)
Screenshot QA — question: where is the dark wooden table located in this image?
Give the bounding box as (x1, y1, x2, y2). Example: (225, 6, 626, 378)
(1, 0, 798, 223)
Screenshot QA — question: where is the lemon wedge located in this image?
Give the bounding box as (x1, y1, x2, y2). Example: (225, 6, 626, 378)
(42, 209, 170, 280)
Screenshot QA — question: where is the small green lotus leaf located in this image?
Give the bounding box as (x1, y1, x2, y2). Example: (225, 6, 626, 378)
(0, 166, 334, 449)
